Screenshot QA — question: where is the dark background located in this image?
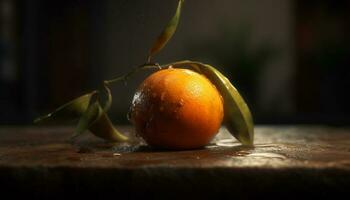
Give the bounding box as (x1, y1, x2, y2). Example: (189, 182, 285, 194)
(1, 0, 349, 125)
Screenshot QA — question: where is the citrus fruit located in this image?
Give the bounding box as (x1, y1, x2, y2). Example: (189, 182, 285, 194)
(130, 68, 224, 149)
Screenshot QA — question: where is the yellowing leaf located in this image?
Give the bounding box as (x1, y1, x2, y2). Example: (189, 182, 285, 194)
(148, 0, 184, 60)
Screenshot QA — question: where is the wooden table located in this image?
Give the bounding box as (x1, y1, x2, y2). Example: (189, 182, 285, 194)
(0, 126, 349, 199)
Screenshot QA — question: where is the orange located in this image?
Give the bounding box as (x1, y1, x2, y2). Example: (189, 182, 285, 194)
(130, 68, 224, 150)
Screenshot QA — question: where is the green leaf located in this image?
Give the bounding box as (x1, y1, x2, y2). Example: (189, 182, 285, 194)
(34, 91, 97, 124)
(88, 104, 129, 142)
(70, 100, 128, 142)
(102, 82, 112, 112)
(71, 101, 102, 140)
(162, 60, 254, 146)
(148, 0, 184, 60)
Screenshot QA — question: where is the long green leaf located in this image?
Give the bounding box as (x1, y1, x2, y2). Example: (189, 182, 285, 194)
(162, 60, 254, 145)
(34, 91, 97, 123)
(34, 87, 128, 142)
(148, 0, 184, 60)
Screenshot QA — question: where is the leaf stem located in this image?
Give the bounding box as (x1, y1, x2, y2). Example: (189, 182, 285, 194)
(104, 63, 161, 85)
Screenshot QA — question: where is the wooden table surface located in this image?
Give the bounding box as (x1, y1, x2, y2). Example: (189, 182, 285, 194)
(0, 125, 349, 199)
